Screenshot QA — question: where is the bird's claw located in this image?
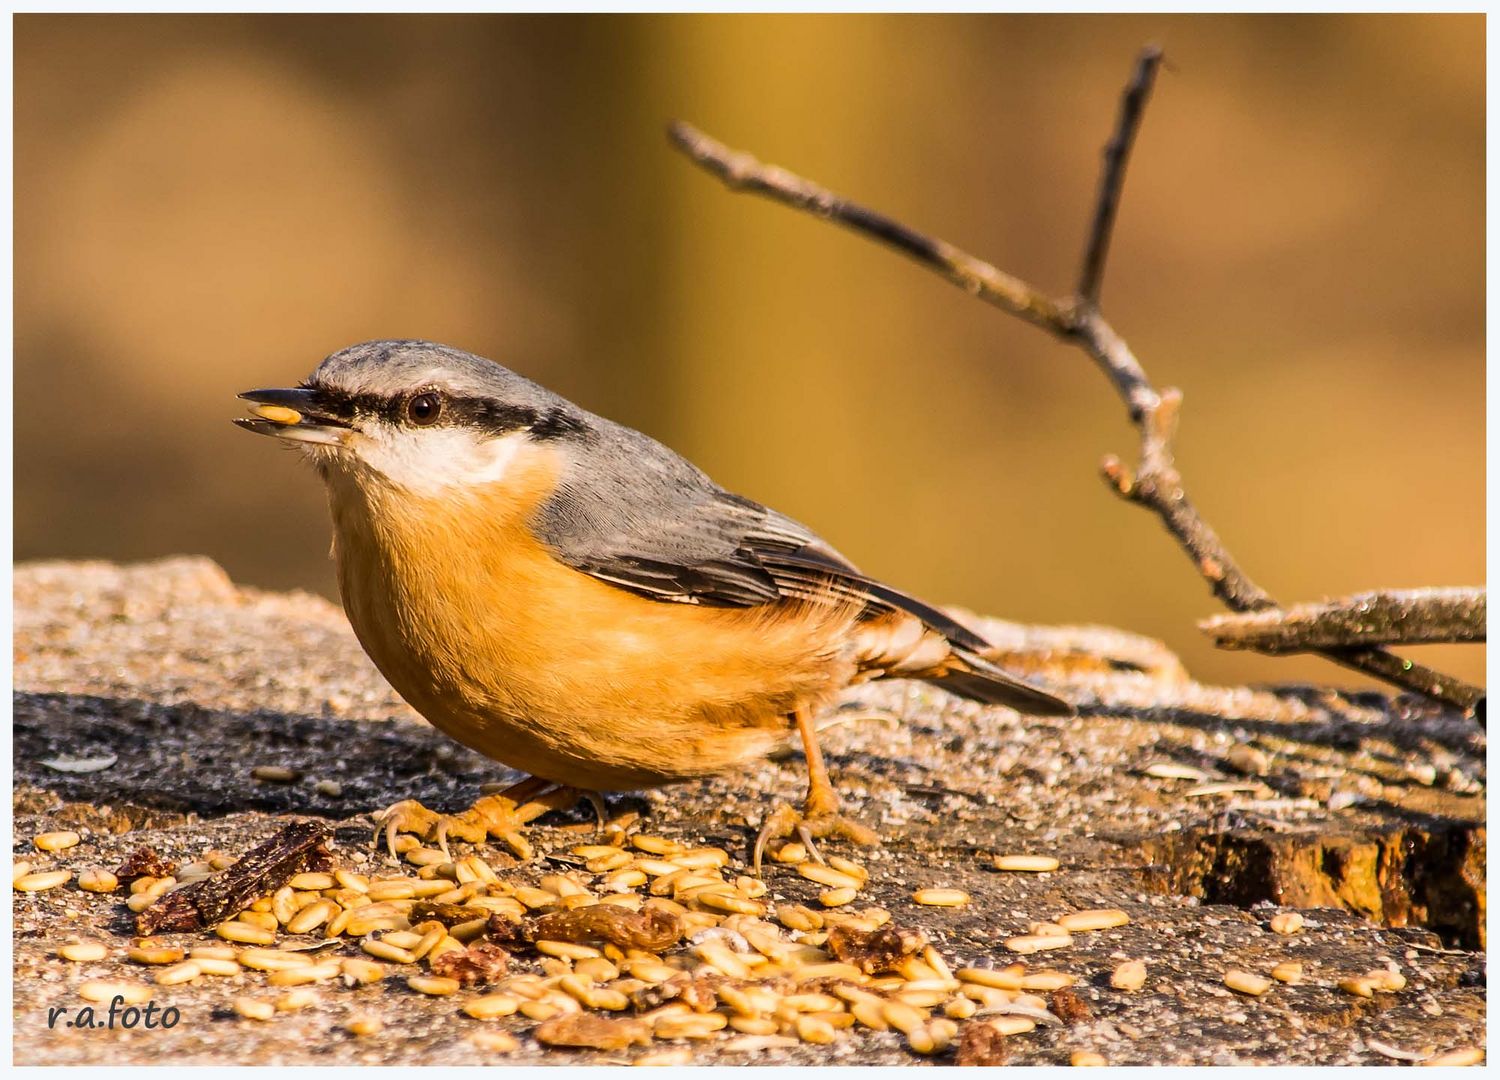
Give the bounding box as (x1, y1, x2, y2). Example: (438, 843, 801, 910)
(753, 801, 879, 875)
(374, 783, 588, 863)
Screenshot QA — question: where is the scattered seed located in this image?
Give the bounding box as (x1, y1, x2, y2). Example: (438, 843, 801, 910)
(1143, 761, 1211, 781)
(1423, 1047, 1484, 1067)
(912, 888, 969, 907)
(251, 766, 299, 783)
(533, 939, 602, 961)
(239, 948, 312, 972)
(367, 879, 416, 901)
(654, 1012, 728, 1040)
(1367, 968, 1407, 992)
(1110, 960, 1147, 991)
(959, 965, 1026, 990)
(15, 870, 71, 892)
(1021, 970, 1074, 991)
(274, 988, 318, 1012)
(155, 961, 202, 986)
(1057, 909, 1129, 932)
(1005, 934, 1073, 954)
(697, 892, 764, 917)
(233, 997, 275, 1020)
(630, 835, 682, 856)
(58, 941, 109, 962)
(268, 962, 342, 986)
(771, 842, 809, 865)
(799, 864, 863, 890)
(1270, 961, 1303, 985)
(1224, 970, 1272, 996)
(407, 975, 461, 996)
(817, 887, 857, 908)
(361, 939, 417, 964)
(981, 1015, 1037, 1036)
(1339, 976, 1376, 998)
(286, 899, 338, 935)
(128, 945, 186, 965)
(1269, 912, 1304, 935)
(78, 868, 119, 893)
(346, 1015, 383, 1036)
(795, 1014, 838, 1044)
(993, 854, 1060, 873)
(195, 957, 243, 977)
(35, 830, 82, 852)
(464, 993, 521, 1019)
(1071, 1051, 1108, 1066)
(216, 921, 275, 945)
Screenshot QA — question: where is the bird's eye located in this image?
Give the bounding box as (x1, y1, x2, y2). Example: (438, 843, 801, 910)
(405, 392, 443, 426)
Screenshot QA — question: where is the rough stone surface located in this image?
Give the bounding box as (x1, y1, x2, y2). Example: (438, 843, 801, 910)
(12, 557, 1486, 1065)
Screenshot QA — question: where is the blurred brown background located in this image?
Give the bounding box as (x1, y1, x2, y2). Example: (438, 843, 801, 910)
(15, 14, 1484, 692)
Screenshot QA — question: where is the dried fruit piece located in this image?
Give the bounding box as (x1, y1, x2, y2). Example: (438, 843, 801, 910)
(535, 1013, 652, 1050)
(429, 943, 510, 986)
(115, 847, 178, 884)
(530, 903, 681, 951)
(826, 923, 928, 975)
(137, 821, 331, 934)
(955, 1020, 1011, 1066)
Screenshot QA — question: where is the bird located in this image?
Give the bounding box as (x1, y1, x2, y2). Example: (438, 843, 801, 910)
(236, 340, 1072, 868)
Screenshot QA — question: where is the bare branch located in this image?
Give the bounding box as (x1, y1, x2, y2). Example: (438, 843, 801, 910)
(1202, 588, 1487, 651)
(666, 46, 1482, 716)
(667, 122, 1064, 333)
(1077, 44, 1163, 304)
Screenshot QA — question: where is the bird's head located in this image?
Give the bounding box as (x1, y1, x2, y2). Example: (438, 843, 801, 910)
(236, 340, 589, 498)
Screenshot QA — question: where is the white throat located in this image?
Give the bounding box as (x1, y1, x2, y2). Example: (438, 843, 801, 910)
(336, 427, 531, 496)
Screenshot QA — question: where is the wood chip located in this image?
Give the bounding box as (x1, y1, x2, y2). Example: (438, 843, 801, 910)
(137, 821, 330, 934)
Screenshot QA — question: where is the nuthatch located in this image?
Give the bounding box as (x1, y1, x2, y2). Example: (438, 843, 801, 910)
(237, 340, 1071, 866)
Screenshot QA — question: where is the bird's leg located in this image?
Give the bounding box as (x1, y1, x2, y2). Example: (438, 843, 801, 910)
(753, 706, 879, 873)
(377, 775, 596, 861)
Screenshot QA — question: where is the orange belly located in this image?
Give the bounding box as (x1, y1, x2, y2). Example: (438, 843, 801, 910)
(322, 453, 860, 791)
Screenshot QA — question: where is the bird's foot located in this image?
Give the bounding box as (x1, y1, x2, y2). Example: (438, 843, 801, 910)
(752, 799, 879, 875)
(375, 777, 591, 862)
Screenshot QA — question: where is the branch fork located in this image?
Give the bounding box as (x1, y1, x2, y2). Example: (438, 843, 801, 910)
(668, 46, 1481, 716)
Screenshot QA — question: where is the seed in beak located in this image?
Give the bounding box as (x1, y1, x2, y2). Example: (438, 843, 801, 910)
(251, 404, 303, 425)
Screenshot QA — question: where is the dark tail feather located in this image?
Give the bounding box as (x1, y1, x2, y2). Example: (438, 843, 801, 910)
(930, 649, 1076, 716)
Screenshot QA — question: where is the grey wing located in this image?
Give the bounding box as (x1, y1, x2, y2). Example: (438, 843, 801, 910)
(529, 421, 1072, 717)
(530, 424, 988, 645)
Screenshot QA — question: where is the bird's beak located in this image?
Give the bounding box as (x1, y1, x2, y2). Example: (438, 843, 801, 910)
(235, 387, 351, 447)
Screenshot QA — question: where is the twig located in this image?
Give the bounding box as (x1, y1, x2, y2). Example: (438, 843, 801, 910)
(1078, 45, 1163, 305)
(667, 46, 1483, 715)
(1201, 588, 1486, 651)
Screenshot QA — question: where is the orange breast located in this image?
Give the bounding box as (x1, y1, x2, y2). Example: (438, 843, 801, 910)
(322, 445, 860, 790)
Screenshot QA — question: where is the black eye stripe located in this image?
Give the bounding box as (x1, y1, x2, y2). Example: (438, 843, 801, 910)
(304, 385, 581, 439)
